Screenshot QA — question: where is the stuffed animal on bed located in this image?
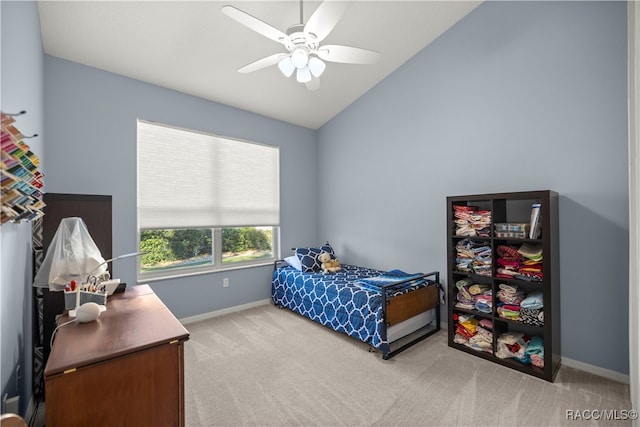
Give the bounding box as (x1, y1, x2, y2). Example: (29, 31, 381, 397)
(318, 251, 341, 274)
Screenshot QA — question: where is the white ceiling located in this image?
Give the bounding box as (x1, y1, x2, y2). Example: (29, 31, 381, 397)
(37, 0, 482, 130)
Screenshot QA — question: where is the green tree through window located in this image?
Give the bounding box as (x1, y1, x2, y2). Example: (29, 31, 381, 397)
(140, 227, 273, 273)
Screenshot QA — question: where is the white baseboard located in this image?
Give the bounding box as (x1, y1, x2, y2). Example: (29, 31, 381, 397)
(561, 357, 630, 384)
(179, 298, 271, 325)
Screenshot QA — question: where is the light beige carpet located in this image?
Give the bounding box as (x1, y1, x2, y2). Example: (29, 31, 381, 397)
(183, 304, 632, 427)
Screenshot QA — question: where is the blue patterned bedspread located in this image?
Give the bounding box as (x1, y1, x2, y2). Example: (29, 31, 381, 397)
(271, 264, 432, 353)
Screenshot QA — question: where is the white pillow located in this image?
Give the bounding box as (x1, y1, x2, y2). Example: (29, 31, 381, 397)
(284, 255, 302, 271)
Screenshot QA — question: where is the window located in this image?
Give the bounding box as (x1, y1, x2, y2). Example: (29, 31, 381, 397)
(137, 120, 279, 280)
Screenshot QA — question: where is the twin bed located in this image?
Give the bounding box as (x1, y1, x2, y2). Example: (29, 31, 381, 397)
(272, 252, 441, 359)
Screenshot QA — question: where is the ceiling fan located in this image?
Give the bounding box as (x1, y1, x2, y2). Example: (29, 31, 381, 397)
(221, 1, 381, 91)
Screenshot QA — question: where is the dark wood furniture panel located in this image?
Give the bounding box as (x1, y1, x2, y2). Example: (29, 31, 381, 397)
(446, 190, 560, 382)
(38, 193, 113, 364)
(45, 285, 189, 427)
(41, 193, 112, 261)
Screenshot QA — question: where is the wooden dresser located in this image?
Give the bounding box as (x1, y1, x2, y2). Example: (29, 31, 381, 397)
(44, 285, 190, 427)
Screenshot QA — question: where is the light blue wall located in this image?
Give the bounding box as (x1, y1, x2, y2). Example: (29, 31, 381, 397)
(43, 55, 317, 319)
(318, 1, 629, 375)
(1, 1, 44, 415)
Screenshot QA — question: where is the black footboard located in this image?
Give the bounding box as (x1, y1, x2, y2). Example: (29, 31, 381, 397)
(381, 271, 442, 360)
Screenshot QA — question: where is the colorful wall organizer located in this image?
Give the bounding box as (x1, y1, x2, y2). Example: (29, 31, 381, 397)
(1, 111, 45, 224)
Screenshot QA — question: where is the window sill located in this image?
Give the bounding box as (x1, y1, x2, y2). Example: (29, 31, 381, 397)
(136, 260, 275, 284)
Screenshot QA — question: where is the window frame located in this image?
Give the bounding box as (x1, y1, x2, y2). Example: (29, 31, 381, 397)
(137, 226, 280, 282)
(136, 119, 280, 282)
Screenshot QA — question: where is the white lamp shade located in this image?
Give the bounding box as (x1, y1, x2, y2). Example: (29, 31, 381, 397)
(296, 66, 312, 83)
(291, 47, 309, 68)
(278, 56, 295, 77)
(308, 57, 326, 78)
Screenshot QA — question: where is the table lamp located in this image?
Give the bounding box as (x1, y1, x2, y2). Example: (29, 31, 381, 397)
(68, 251, 145, 320)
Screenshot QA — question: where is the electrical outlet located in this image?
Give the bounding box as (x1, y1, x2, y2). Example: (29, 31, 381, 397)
(223, 278, 229, 288)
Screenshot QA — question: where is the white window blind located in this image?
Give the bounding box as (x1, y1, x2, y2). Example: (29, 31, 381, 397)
(137, 120, 280, 229)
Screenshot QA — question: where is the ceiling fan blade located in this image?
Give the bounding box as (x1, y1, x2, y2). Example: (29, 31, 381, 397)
(305, 77, 320, 91)
(316, 45, 381, 65)
(304, 1, 348, 43)
(238, 53, 289, 73)
(221, 5, 288, 44)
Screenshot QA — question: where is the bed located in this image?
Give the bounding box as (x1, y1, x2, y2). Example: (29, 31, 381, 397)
(272, 256, 441, 359)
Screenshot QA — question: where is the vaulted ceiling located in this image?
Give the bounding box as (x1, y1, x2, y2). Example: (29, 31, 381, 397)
(37, 1, 482, 129)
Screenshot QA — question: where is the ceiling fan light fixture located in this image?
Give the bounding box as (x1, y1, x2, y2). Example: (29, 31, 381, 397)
(278, 56, 295, 77)
(222, 1, 380, 91)
(308, 56, 326, 78)
(291, 46, 309, 68)
(296, 66, 312, 83)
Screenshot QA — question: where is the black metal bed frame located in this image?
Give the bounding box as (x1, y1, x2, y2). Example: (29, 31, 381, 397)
(272, 260, 442, 359)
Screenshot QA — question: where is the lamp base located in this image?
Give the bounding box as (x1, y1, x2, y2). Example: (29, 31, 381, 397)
(69, 304, 106, 318)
